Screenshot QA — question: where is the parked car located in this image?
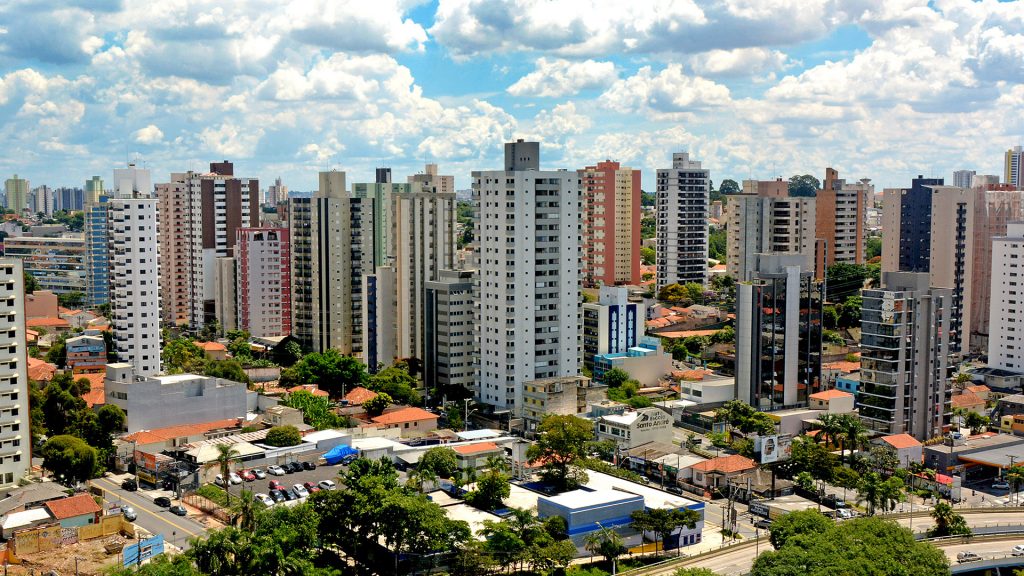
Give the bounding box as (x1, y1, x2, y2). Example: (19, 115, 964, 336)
(214, 474, 227, 487)
(666, 486, 683, 495)
(754, 519, 773, 530)
(1012, 544, 1024, 557)
(154, 496, 172, 508)
(318, 480, 337, 491)
(283, 462, 297, 474)
(282, 488, 296, 501)
(252, 468, 267, 480)
(241, 470, 256, 482)
(122, 506, 137, 521)
(269, 490, 286, 503)
(228, 472, 243, 485)
(638, 476, 650, 485)
(836, 509, 856, 520)
(292, 484, 310, 499)
(255, 493, 275, 506)
(340, 455, 358, 466)
(957, 552, 982, 563)
(993, 480, 1010, 490)
(288, 461, 304, 473)
(267, 465, 286, 476)
(121, 479, 138, 491)
(302, 461, 316, 471)
(269, 480, 285, 491)
(169, 504, 188, 517)
(303, 481, 320, 493)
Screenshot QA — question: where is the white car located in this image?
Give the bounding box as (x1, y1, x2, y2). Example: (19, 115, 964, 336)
(122, 506, 137, 521)
(255, 493, 275, 506)
(318, 480, 337, 491)
(229, 472, 243, 485)
(836, 509, 856, 520)
(993, 480, 1011, 490)
(292, 484, 310, 499)
(214, 474, 227, 487)
(267, 465, 286, 476)
(1012, 544, 1024, 557)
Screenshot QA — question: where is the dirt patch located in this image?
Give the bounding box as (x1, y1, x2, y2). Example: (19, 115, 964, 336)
(13, 535, 134, 575)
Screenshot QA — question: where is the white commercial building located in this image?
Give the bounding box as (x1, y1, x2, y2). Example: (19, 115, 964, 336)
(582, 286, 645, 371)
(656, 152, 709, 289)
(473, 140, 581, 411)
(108, 164, 161, 377)
(594, 407, 674, 450)
(988, 222, 1024, 372)
(0, 260, 29, 488)
(425, 269, 477, 397)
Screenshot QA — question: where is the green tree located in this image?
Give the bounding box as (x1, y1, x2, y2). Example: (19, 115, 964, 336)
(280, 390, 348, 430)
(264, 425, 302, 447)
(752, 516, 948, 576)
(683, 282, 705, 303)
(631, 507, 700, 557)
(602, 367, 631, 388)
(214, 444, 241, 506)
(641, 215, 656, 239)
(1008, 464, 1024, 497)
(719, 179, 740, 195)
(928, 501, 971, 537)
(378, 491, 471, 571)
(708, 227, 727, 261)
(41, 372, 88, 436)
(794, 471, 815, 493)
(419, 447, 459, 479)
(163, 338, 207, 373)
(866, 236, 882, 259)
(527, 415, 593, 491)
(445, 401, 465, 431)
(827, 263, 871, 301)
(57, 291, 85, 309)
(272, 339, 303, 367)
(367, 365, 421, 405)
(640, 246, 655, 265)
(823, 305, 839, 330)
(658, 283, 689, 303)
(204, 358, 250, 384)
(767, 509, 833, 549)
(856, 471, 902, 515)
(837, 294, 863, 328)
(584, 525, 626, 574)
(23, 271, 39, 293)
(838, 413, 869, 465)
(363, 391, 393, 416)
(787, 174, 821, 197)
(41, 434, 97, 484)
(280, 349, 368, 396)
(45, 337, 67, 367)
(224, 329, 252, 360)
(963, 411, 990, 434)
(466, 467, 511, 510)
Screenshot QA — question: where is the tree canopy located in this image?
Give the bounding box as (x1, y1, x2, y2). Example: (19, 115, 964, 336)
(788, 174, 821, 197)
(367, 364, 420, 405)
(280, 390, 349, 430)
(41, 434, 97, 485)
(264, 425, 302, 447)
(526, 415, 592, 491)
(418, 447, 459, 479)
(280, 349, 368, 396)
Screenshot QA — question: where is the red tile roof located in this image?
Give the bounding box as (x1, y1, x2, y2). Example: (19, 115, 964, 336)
(966, 385, 991, 394)
(27, 357, 57, 382)
(689, 455, 757, 474)
(823, 360, 860, 372)
(951, 391, 985, 409)
(79, 373, 106, 408)
(45, 493, 101, 520)
(198, 341, 227, 352)
(288, 385, 329, 398)
(809, 389, 853, 400)
(880, 433, 922, 450)
(653, 329, 719, 339)
(370, 407, 438, 425)
(343, 386, 378, 405)
(123, 418, 242, 445)
(452, 442, 500, 455)
(26, 317, 70, 328)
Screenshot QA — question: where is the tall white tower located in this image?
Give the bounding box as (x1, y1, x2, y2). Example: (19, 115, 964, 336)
(0, 259, 29, 488)
(656, 152, 710, 289)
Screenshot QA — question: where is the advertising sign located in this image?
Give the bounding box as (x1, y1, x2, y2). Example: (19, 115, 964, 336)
(757, 434, 793, 464)
(124, 534, 164, 566)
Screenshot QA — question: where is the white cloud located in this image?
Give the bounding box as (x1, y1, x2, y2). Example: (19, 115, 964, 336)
(689, 48, 787, 76)
(200, 123, 265, 158)
(600, 65, 731, 118)
(133, 124, 164, 144)
(507, 58, 617, 97)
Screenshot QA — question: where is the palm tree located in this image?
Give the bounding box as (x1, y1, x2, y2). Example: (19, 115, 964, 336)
(929, 501, 971, 537)
(813, 413, 844, 452)
(485, 454, 510, 473)
(878, 477, 905, 514)
(584, 524, 625, 575)
(838, 414, 869, 466)
(857, 471, 883, 515)
(231, 489, 259, 532)
(214, 443, 241, 506)
(1008, 465, 1024, 505)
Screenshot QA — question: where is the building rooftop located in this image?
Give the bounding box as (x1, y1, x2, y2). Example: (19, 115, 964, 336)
(542, 488, 641, 509)
(79, 373, 105, 407)
(2, 508, 52, 532)
(951, 391, 985, 409)
(452, 442, 500, 456)
(879, 433, 922, 450)
(689, 454, 757, 474)
(197, 341, 227, 352)
(959, 442, 1024, 469)
(370, 406, 438, 425)
(122, 418, 242, 445)
(26, 317, 70, 328)
(583, 470, 701, 510)
(44, 493, 101, 520)
(350, 436, 407, 451)
(27, 357, 57, 382)
(0, 481, 70, 516)
(343, 386, 377, 405)
(809, 389, 854, 401)
(456, 429, 502, 441)
(289, 384, 329, 398)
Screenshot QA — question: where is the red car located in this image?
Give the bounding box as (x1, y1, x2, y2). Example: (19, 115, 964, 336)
(303, 481, 321, 493)
(269, 480, 285, 491)
(241, 470, 256, 482)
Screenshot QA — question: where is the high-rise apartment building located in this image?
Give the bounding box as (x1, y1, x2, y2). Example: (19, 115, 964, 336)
(266, 177, 288, 205)
(30, 186, 52, 216)
(969, 187, 1024, 350)
(881, 176, 944, 274)
(425, 269, 476, 399)
(4, 175, 28, 214)
(363, 266, 397, 370)
(288, 194, 313, 349)
(84, 185, 110, 307)
(815, 168, 869, 271)
(234, 228, 291, 338)
(735, 254, 823, 408)
(859, 272, 952, 440)
(727, 179, 816, 281)
(3, 236, 86, 294)
(0, 259, 29, 488)
(108, 164, 161, 377)
(1006, 146, 1023, 188)
(656, 152, 709, 289)
(953, 170, 976, 189)
(579, 161, 640, 287)
(156, 177, 189, 326)
(473, 140, 581, 411)
(988, 222, 1024, 372)
(214, 257, 237, 332)
(582, 286, 645, 372)
(352, 168, 409, 268)
(53, 187, 84, 212)
(85, 176, 104, 203)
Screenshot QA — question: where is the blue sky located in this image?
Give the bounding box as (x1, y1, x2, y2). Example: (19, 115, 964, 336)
(0, 0, 1021, 192)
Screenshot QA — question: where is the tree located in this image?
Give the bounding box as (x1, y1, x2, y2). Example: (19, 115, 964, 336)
(419, 447, 459, 479)
(57, 291, 85, 309)
(794, 471, 815, 493)
(675, 570, 718, 576)
(640, 246, 655, 265)
(584, 525, 626, 574)
(41, 372, 88, 436)
(367, 365, 420, 405)
(719, 179, 740, 195)
(866, 236, 882, 259)
(23, 271, 39, 293)
(603, 367, 631, 388)
(527, 415, 593, 491)
(230, 489, 260, 532)
(45, 337, 67, 367)
(41, 435, 97, 484)
(767, 509, 833, 549)
(272, 339, 304, 367)
(787, 174, 820, 197)
(838, 413, 869, 465)
(264, 425, 302, 447)
(214, 444, 241, 506)
(928, 501, 971, 537)
(827, 263, 871, 301)
(466, 468, 511, 510)
(856, 472, 903, 515)
(683, 282, 705, 303)
(163, 338, 207, 373)
(363, 391, 393, 416)
(280, 390, 348, 430)
(279, 349, 368, 396)
(378, 491, 471, 571)
(658, 283, 689, 304)
(963, 411, 990, 434)
(204, 359, 250, 384)
(708, 227, 727, 261)
(752, 517, 948, 576)
(631, 507, 700, 556)
(1009, 464, 1024, 498)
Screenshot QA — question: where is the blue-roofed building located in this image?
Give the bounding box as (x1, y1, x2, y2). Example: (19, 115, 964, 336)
(593, 336, 673, 386)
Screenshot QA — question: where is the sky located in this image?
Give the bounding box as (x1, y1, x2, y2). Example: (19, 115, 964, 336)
(0, 0, 1022, 192)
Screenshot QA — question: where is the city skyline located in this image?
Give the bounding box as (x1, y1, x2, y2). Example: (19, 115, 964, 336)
(0, 0, 1022, 191)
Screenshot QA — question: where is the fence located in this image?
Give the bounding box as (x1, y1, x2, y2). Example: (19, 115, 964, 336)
(10, 514, 132, 556)
(184, 493, 231, 524)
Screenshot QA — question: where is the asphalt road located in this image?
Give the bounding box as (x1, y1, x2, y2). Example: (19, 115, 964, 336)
(92, 475, 209, 550)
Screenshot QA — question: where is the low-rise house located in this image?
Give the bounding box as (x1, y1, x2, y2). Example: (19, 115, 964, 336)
(951, 390, 986, 415)
(452, 442, 504, 476)
(288, 384, 330, 399)
(198, 341, 228, 361)
(966, 385, 992, 402)
(342, 386, 378, 405)
(523, 375, 605, 435)
(26, 316, 70, 334)
(675, 370, 735, 404)
(27, 358, 57, 383)
(808, 389, 855, 412)
(65, 334, 106, 374)
(369, 406, 439, 437)
(686, 455, 758, 490)
(24, 290, 58, 319)
(876, 434, 924, 468)
(43, 493, 101, 528)
(263, 405, 304, 428)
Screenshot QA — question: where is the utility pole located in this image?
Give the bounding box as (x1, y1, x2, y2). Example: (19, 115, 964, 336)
(1009, 454, 1018, 505)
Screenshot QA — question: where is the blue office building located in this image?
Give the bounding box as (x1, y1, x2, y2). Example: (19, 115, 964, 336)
(85, 194, 110, 307)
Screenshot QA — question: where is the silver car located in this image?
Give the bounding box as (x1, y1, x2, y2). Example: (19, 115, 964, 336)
(122, 506, 137, 521)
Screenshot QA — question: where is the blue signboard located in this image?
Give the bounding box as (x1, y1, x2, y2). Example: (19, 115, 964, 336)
(124, 534, 165, 566)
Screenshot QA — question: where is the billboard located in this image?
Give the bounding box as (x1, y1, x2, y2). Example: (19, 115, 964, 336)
(124, 534, 164, 566)
(756, 434, 793, 464)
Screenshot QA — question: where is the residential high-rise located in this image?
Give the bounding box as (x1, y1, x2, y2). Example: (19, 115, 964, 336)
(656, 152, 709, 289)
(214, 257, 237, 333)
(859, 272, 952, 440)
(4, 175, 28, 214)
(288, 194, 313, 349)
(0, 259, 29, 488)
(108, 164, 161, 377)
(3, 236, 86, 293)
(881, 175, 944, 274)
(30, 186, 52, 216)
(582, 286, 645, 372)
(735, 254, 823, 408)
(85, 176, 104, 203)
(728, 179, 816, 281)
(1006, 146, 1023, 188)
(84, 184, 110, 307)
(425, 269, 476, 399)
(988, 222, 1024, 372)
(235, 227, 291, 338)
(363, 266, 397, 370)
(473, 140, 581, 411)
(815, 168, 869, 272)
(953, 170, 976, 189)
(579, 160, 641, 287)
(266, 177, 288, 205)
(309, 171, 374, 355)
(156, 177, 189, 326)
(352, 173, 409, 268)
(54, 187, 84, 212)
(970, 187, 1024, 351)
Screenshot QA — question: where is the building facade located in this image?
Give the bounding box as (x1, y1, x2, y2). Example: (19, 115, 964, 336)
(582, 286, 645, 371)
(65, 334, 107, 374)
(727, 181, 816, 281)
(473, 140, 581, 411)
(3, 236, 86, 294)
(4, 175, 28, 214)
(288, 194, 313, 349)
(156, 177, 190, 326)
(971, 189, 1024, 350)
(735, 254, 823, 409)
(424, 269, 476, 398)
(84, 189, 110, 307)
(595, 407, 674, 450)
(816, 168, 869, 270)
(927, 186, 975, 355)
(881, 176, 944, 274)
(235, 227, 291, 338)
(953, 170, 977, 189)
(859, 272, 952, 440)
(580, 160, 640, 287)
(522, 375, 605, 435)
(0, 259, 29, 488)
(1007, 146, 1023, 188)
(363, 266, 397, 370)
(988, 222, 1024, 372)
(656, 152, 709, 289)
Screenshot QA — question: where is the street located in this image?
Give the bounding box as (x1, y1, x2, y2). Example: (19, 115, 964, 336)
(92, 475, 209, 550)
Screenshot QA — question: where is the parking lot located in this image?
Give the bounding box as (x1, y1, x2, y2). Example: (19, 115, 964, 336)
(218, 460, 350, 502)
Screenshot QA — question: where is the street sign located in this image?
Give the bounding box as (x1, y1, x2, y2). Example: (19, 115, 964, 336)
(124, 534, 164, 566)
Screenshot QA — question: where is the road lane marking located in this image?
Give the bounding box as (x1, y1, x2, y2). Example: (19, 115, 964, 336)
(94, 477, 205, 538)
